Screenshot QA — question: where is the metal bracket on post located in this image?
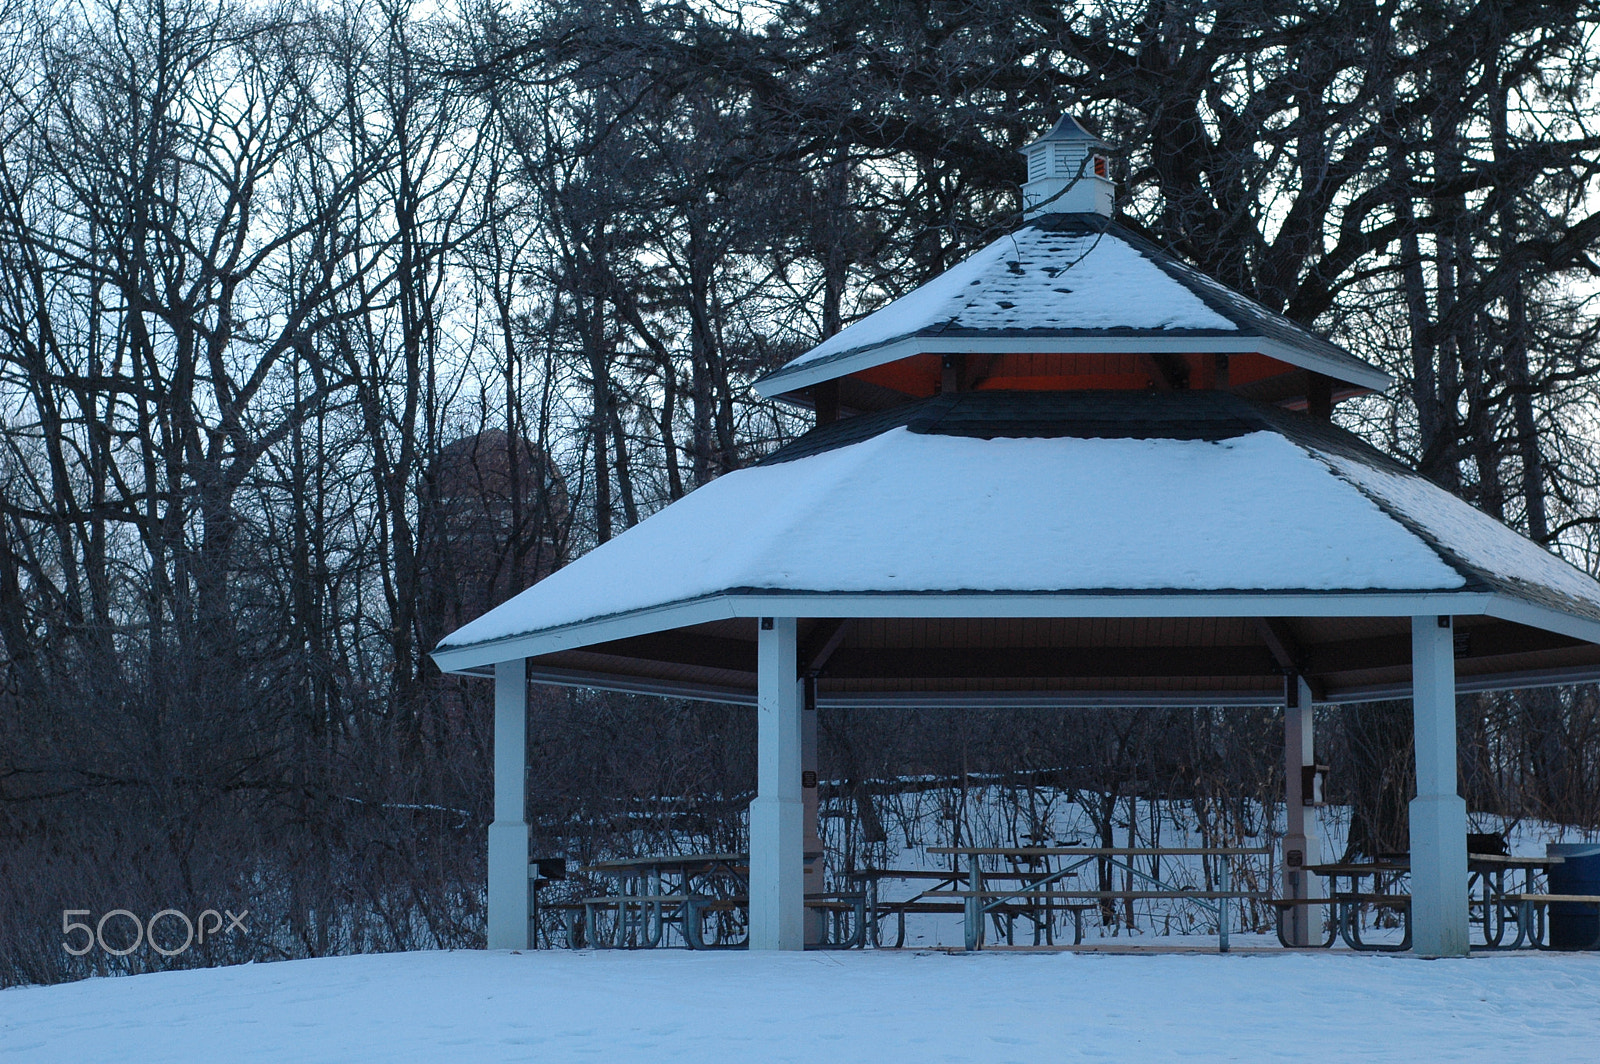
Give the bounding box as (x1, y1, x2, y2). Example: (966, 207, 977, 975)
(964, 858, 984, 951)
(801, 673, 825, 947)
(1218, 856, 1231, 953)
(1282, 672, 1323, 947)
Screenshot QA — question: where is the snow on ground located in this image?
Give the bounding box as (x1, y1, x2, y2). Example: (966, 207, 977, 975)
(5, 947, 1600, 1064)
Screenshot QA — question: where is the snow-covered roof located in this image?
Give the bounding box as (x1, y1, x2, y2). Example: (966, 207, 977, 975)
(434, 392, 1600, 676)
(753, 215, 1392, 399)
(1023, 113, 1111, 152)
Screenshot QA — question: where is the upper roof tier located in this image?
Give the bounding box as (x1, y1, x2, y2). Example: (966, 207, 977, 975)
(753, 213, 1392, 412)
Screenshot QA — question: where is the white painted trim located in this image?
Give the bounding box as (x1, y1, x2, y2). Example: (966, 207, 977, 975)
(717, 590, 1489, 621)
(432, 589, 1496, 672)
(525, 666, 755, 705)
(1281, 675, 1324, 947)
(525, 664, 1293, 708)
(1324, 662, 1600, 703)
(1483, 595, 1600, 645)
(752, 332, 1393, 399)
(1410, 615, 1469, 957)
(817, 690, 1285, 709)
(514, 659, 1600, 706)
(430, 597, 735, 673)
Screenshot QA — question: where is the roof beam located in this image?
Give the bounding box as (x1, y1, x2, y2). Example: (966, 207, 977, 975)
(1306, 373, 1334, 420)
(812, 380, 839, 426)
(754, 334, 1394, 401)
(940, 354, 965, 394)
(821, 645, 1281, 679)
(801, 619, 851, 675)
(579, 631, 755, 674)
(1255, 618, 1327, 701)
(1304, 622, 1587, 677)
(1146, 352, 1191, 390)
(1255, 617, 1305, 672)
(546, 621, 1589, 688)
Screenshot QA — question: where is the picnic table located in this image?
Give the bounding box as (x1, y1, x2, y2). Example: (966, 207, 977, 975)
(573, 851, 866, 949)
(841, 866, 1095, 948)
(926, 845, 1271, 952)
(1468, 853, 1563, 948)
(1293, 860, 1412, 951)
(576, 852, 751, 949)
(1283, 853, 1565, 951)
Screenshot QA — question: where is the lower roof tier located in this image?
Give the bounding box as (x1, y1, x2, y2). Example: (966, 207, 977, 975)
(433, 391, 1600, 698)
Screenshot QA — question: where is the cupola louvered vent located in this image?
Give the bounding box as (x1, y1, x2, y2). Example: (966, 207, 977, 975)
(1019, 114, 1114, 219)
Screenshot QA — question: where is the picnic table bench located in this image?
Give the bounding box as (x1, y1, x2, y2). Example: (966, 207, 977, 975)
(1467, 853, 1564, 948)
(1502, 894, 1600, 950)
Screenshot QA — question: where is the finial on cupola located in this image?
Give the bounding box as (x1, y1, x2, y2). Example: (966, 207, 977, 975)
(1021, 114, 1114, 219)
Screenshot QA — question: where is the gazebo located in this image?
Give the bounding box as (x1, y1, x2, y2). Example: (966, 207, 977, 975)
(433, 116, 1600, 957)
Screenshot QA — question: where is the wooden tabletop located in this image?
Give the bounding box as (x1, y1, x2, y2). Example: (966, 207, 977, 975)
(927, 846, 1272, 857)
(580, 852, 747, 874)
(844, 867, 1076, 881)
(1307, 854, 1562, 876)
(1305, 862, 1409, 876)
(1467, 853, 1563, 867)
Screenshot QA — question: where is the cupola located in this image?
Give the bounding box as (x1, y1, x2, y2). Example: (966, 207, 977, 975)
(1021, 114, 1113, 218)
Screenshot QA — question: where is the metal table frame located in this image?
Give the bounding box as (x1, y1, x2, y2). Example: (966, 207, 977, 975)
(930, 846, 1269, 953)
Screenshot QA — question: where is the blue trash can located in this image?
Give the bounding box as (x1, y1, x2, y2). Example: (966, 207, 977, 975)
(1546, 843, 1600, 949)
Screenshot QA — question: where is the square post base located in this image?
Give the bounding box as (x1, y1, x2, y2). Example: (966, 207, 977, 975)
(749, 795, 804, 950)
(1409, 793, 1469, 957)
(488, 820, 530, 950)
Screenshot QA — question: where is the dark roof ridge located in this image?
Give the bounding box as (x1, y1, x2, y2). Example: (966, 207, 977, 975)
(1262, 408, 1600, 621)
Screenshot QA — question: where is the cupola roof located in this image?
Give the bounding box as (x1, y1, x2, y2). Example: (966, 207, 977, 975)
(754, 214, 1392, 409)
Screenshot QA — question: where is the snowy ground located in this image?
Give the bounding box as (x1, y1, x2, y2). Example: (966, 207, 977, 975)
(5, 947, 1600, 1063)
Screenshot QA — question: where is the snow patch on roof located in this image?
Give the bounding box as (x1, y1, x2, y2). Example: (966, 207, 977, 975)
(1313, 449, 1600, 610)
(787, 227, 1238, 369)
(439, 428, 1463, 649)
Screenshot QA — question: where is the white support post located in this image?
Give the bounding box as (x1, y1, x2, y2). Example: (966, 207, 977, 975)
(487, 658, 530, 950)
(801, 677, 825, 945)
(750, 618, 804, 950)
(1281, 675, 1324, 946)
(1410, 615, 1469, 957)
